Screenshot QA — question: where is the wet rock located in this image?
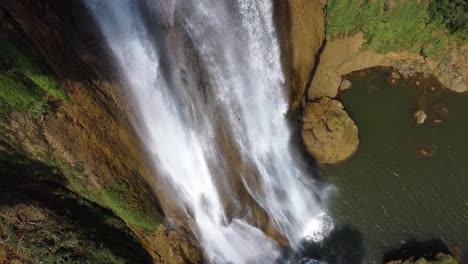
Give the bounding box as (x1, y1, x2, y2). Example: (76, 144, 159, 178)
(385, 253, 457, 264)
(154, 223, 203, 264)
(416, 146, 435, 158)
(392, 71, 401, 79)
(339, 79, 352, 91)
(432, 103, 449, 117)
(414, 110, 427, 125)
(302, 97, 359, 164)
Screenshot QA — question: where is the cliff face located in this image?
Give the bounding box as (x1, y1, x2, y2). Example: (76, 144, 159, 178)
(0, 1, 330, 262)
(0, 0, 178, 262)
(274, 0, 327, 112)
(0, 149, 153, 264)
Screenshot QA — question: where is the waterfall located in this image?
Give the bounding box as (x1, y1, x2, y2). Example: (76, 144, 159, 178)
(85, 0, 333, 263)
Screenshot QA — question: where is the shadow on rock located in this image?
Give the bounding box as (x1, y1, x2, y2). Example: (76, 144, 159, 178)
(382, 238, 452, 262)
(279, 225, 365, 264)
(0, 145, 152, 263)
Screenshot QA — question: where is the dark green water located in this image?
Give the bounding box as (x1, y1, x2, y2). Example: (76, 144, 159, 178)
(321, 68, 468, 263)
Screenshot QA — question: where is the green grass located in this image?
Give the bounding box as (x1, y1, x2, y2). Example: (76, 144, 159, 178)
(0, 39, 66, 118)
(326, 0, 466, 57)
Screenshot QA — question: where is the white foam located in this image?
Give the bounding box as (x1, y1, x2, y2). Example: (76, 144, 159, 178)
(85, 0, 334, 262)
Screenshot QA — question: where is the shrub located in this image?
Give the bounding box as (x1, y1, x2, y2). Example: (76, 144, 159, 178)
(429, 0, 468, 38)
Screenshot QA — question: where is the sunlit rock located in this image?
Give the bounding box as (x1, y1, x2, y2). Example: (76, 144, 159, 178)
(414, 110, 427, 125)
(302, 97, 359, 164)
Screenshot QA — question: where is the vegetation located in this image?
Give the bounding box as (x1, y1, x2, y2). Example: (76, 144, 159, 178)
(0, 219, 126, 264)
(0, 39, 66, 118)
(326, 0, 466, 57)
(429, 0, 468, 39)
(103, 180, 160, 232)
(0, 152, 151, 264)
(34, 152, 160, 233)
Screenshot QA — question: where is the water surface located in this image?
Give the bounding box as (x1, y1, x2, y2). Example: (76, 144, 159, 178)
(322, 68, 468, 263)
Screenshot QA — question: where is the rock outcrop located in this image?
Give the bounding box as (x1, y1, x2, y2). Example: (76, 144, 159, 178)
(274, 0, 326, 111)
(385, 253, 458, 264)
(302, 97, 359, 164)
(414, 110, 428, 125)
(307, 32, 468, 100)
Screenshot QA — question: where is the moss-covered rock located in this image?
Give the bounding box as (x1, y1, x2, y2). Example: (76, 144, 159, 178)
(0, 150, 152, 264)
(0, 39, 65, 119)
(0, 1, 166, 261)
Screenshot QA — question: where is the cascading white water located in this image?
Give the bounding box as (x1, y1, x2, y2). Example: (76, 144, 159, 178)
(85, 0, 333, 263)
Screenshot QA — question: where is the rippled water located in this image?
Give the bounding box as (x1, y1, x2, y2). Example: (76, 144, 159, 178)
(323, 68, 468, 263)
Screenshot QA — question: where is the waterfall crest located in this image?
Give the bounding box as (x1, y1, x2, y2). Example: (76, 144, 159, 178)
(85, 1, 333, 263)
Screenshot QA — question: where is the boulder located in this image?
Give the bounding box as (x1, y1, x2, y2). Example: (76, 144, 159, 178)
(414, 110, 427, 125)
(339, 79, 352, 91)
(392, 71, 401, 79)
(302, 97, 359, 164)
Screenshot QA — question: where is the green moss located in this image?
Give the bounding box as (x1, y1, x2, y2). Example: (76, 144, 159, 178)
(0, 153, 151, 264)
(0, 39, 66, 118)
(0, 74, 43, 111)
(33, 151, 160, 234)
(326, 0, 465, 57)
(103, 180, 160, 232)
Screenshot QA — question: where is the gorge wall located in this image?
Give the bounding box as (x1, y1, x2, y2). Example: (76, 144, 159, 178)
(0, 0, 177, 262)
(0, 0, 328, 263)
(1, 0, 463, 263)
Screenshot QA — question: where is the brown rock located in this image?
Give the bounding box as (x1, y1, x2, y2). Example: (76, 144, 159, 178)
(307, 32, 468, 100)
(302, 97, 359, 164)
(153, 223, 203, 264)
(392, 71, 401, 79)
(432, 103, 449, 117)
(275, 0, 326, 110)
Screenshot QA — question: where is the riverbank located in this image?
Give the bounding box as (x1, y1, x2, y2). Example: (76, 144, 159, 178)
(320, 67, 468, 263)
(301, 0, 467, 164)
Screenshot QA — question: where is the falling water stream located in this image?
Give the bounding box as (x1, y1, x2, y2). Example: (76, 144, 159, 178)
(85, 1, 333, 263)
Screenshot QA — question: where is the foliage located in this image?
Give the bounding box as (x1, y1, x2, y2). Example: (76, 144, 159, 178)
(0, 39, 65, 118)
(429, 0, 468, 39)
(325, 0, 465, 56)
